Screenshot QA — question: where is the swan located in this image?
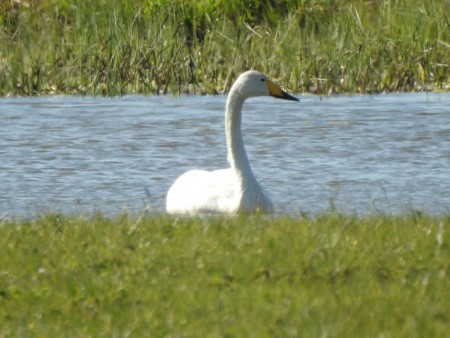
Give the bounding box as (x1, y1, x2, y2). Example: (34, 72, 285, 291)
(166, 70, 298, 215)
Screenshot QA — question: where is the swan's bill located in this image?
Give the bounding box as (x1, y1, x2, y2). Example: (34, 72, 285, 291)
(267, 80, 299, 101)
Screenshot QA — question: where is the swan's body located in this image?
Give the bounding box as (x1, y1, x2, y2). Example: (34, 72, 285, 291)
(166, 70, 298, 215)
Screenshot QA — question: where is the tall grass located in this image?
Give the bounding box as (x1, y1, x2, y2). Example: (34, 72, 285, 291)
(0, 0, 449, 96)
(0, 213, 448, 336)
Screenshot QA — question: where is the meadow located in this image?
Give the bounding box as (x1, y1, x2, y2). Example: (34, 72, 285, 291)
(0, 212, 449, 336)
(0, 0, 449, 96)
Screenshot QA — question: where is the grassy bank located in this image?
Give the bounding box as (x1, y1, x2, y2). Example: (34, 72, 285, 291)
(0, 213, 449, 336)
(0, 0, 449, 96)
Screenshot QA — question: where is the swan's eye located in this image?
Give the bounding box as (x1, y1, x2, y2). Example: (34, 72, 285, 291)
(260, 78, 265, 82)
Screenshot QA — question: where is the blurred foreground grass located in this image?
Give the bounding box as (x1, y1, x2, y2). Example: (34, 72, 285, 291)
(0, 213, 449, 336)
(0, 0, 449, 96)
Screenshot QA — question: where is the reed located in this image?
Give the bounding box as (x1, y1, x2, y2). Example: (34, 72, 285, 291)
(0, 0, 449, 96)
(0, 212, 448, 336)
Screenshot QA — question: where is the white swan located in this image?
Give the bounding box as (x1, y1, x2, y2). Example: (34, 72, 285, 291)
(166, 70, 298, 215)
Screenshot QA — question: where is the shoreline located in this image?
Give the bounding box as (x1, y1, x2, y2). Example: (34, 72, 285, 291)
(1, 0, 448, 96)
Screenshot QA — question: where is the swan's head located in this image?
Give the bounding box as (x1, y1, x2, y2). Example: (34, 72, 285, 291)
(232, 70, 299, 101)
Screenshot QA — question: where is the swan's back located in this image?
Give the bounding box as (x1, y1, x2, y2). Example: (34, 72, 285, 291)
(166, 168, 274, 214)
(166, 168, 240, 214)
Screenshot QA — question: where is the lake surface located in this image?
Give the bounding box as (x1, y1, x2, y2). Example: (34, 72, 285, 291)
(1, 93, 449, 218)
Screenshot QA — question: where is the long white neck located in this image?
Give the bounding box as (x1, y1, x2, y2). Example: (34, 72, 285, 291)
(225, 89, 256, 183)
(222, 73, 274, 213)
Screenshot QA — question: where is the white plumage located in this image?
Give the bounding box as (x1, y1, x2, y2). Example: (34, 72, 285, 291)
(166, 70, 298, 215)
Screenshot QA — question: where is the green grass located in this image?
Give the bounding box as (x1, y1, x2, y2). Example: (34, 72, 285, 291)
(0, 0, 449, 96)
(1, 213, 449, 336)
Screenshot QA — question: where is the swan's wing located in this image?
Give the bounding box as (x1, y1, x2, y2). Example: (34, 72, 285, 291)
(166, 168, 240, 214)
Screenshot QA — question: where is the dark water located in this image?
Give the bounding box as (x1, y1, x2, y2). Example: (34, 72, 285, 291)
(1, 93, 449, 218)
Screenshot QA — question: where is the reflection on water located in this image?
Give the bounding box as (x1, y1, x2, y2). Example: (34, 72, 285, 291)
(1, 93, 449, 218)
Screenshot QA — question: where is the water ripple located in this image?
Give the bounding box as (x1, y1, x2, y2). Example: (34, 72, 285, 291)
(1, 93, 449, 217)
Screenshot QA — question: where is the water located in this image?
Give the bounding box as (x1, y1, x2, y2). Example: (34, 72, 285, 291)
(1, 93, 449, 218)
